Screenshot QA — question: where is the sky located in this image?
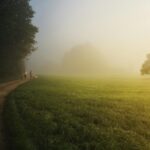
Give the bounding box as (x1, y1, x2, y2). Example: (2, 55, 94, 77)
(29, 0, 150, 75)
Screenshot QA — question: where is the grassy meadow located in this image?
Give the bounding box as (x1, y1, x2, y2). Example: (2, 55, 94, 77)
(4, 76, 150, 150)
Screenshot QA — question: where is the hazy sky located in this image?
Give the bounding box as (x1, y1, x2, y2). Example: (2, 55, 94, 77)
(29, 0, 150, 74)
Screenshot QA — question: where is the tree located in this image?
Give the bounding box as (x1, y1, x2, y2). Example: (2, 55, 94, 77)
(62, 43, 107, 75)
(0, 0, 38, 79)
(141, 54, 150, 75)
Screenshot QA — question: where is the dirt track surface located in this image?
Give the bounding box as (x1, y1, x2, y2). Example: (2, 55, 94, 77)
(0, 80, 27, 150)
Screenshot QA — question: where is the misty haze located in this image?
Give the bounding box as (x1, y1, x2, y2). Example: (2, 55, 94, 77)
(27, 0, 150, 76)
(1, 0, 150, 150)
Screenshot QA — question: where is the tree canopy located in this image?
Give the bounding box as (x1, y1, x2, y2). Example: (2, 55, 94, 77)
(141, 54, 150, 75)
(0, 0, 38, 79)
(62, 43, 108, 75)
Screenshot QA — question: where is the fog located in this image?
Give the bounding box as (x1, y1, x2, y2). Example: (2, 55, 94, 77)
(27, 0, 150, 76)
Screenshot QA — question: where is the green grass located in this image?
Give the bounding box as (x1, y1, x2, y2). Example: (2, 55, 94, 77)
(4, 76, 150, 150)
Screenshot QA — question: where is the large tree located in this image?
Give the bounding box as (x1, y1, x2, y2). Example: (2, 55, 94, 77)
(62, 43, 108, 75)
(141, 54, 150, 75)
(0, 0, 38, 79)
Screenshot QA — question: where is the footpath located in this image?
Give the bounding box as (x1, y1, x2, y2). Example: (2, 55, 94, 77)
(0, 80, 27, 150)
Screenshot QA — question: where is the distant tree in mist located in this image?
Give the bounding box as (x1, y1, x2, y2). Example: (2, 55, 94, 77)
(0, 0, 38, 79)
(62, 44, 107, 75)
(141, 54, 150, 75)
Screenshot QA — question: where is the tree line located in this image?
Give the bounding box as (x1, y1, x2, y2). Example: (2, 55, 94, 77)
(0, 0, 38, 80)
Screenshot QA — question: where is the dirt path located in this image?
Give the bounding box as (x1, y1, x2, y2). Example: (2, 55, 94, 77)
(0, 80, 27, 150)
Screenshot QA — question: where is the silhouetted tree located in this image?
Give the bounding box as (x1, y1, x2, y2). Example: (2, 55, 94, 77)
(62, 43, 107, 75)
(0, 0, 38, 79)
(141, 54, 150, 75)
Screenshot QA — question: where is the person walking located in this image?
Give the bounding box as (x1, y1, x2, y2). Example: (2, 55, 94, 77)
(24, 71, 28, 80)
(29, 70, 33, 80)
